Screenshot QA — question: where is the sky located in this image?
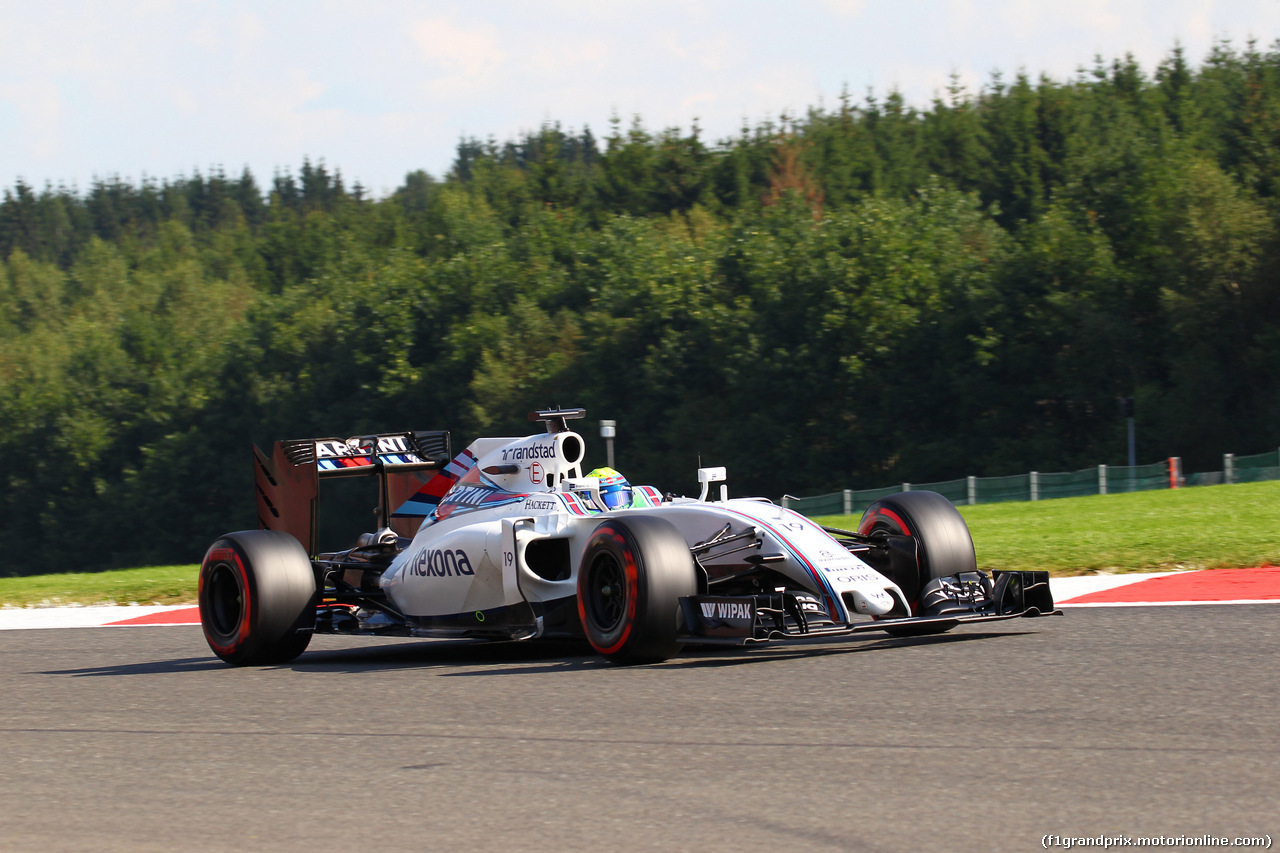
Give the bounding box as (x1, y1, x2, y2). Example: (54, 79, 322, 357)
(2, 0, 1278, 197)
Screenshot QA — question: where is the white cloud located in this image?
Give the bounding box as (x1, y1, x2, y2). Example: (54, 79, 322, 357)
(1, 78, 65, 163)
(232, 10, 266, 45)
(661, 31, 738, 72)
(411, 18, 506, 85)
(170, 86, 199, 116)
(189, 17, 223, 52)
(1078, 0, 1126, 33)
(997, 0, 1047, 39)
(528, 38, 609, 76)
(822, 0, 867, 17)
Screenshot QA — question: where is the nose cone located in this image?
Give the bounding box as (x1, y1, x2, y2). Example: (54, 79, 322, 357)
(849, 588, 895, 616)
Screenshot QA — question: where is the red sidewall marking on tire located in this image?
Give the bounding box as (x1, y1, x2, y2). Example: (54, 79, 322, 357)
(596, 546, 639, 657)
(859, 508, 911, 537)
(579, 526, 640, 657)
(201, 546, 253, 655)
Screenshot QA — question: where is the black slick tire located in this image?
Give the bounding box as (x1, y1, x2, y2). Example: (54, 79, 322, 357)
(199, 530, 317, 666)
(858, 490, 977, 636)
(576, 516, 697, 664)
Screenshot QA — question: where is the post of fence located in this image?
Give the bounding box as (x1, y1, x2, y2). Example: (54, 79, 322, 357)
(1099, 464, 1107, 495)
(902, 482, 910, 492)
(967, 475, 976, 505)
(1224, 453, 1234, 485)
(1168, 457, 1180, 490)
(842, 489, 852, 516)
(1030, 471, 1039, 502)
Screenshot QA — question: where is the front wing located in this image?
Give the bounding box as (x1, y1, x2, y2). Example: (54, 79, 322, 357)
(678, 570, 1060, 644)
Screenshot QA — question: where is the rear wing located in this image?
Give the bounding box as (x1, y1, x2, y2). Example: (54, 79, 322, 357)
(254, 430, 450, 554)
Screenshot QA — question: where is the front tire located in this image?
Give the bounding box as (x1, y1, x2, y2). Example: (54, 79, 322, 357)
(577, 516, 697, 664)
(199, 530, 317, 666)
(858, 491, 977, 636)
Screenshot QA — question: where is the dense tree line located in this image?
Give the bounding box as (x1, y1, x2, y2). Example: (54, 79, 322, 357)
(2, 41, 1279, 572)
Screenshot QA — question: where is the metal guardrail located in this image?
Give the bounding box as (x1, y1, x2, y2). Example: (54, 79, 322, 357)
(782, 449, 1280, 518)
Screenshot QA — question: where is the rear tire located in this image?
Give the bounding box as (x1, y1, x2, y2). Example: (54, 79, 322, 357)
(577, 516, 697, 664)
(858, 491, 977, 636)
(199, 530, 317, 666)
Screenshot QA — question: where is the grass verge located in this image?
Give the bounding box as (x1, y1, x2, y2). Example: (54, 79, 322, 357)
(0, 565, 199, 608)
(816, 479, 1280, 575)
(1, 480, 1277, 607)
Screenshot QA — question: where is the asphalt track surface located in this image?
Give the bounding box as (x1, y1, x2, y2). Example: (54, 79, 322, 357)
(2, 607, 1277, 853)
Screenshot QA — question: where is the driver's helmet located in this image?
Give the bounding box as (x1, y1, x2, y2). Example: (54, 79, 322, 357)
(587, 467, 632, 510)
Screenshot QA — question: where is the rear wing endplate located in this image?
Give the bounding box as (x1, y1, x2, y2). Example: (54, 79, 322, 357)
(254, 430, 450, 555)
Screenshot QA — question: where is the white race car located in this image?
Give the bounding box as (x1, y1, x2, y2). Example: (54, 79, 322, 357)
(199, 408, 1057, 666)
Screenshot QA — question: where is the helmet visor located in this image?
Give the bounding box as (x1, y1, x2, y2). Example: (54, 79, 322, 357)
(601, 486, 632, 510)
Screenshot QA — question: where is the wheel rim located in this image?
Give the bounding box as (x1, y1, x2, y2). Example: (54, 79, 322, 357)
(206, 562, 244, 638)
(585, 552, 627, 632)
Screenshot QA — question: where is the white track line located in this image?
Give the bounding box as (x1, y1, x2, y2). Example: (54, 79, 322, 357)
(0, 604, 196, 630)
(2, 571, 1275, 630)
(1059, 598, 1280, 608)
(1050, 572, 1187, 603)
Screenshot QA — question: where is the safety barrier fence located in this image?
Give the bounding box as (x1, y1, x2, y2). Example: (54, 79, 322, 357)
(781, 448, 1280, 518)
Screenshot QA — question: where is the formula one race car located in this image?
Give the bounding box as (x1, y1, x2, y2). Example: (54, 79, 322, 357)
(198, 408, 1058, 666)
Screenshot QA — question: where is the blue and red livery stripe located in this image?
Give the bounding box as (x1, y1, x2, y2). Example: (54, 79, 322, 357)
(717, 506, 845, 620)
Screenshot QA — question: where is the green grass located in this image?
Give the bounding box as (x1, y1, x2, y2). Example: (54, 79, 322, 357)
(0, 565, 199, 608)
(820, 479, 1280, 575)
(2, 480, 1278, 607)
